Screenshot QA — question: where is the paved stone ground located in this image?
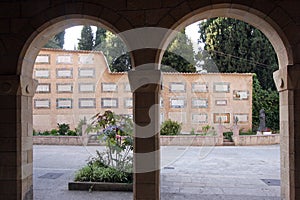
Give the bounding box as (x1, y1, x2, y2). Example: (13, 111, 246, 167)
(33, 145, 280, 200)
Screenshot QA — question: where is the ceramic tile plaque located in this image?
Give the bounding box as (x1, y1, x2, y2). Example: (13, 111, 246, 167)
(35, 69, 50, 78)
(79, 98, 96, 108)
(233, 114, 248, 123)
(101, 98, 118, 108)
(170, 82, 186, 92)
(36, 84, 50, 93)
(79, 54, 94, 64)
(56, 69, 73, 78)
(35, 54, 50, 64)
(56, 55, 72, 64)
(79, 83, 95, 92)
(102, 83, 117, 92)
(192, 83, 208, 92)
(34, 99, 50, 108)
(213, 113, 230, 123)
(170, 98, 185, 108)
(233, 90, 249, 100)
(191, 113, 208, 123)
(56, 98, 72, 109)
(57, 84, 73, 93)
(78, 68, 95, 78)
(192, 98, 208, 108)
(214, 82, 230, 93)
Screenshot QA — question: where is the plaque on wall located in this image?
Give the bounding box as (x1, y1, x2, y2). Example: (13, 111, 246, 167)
(56, 98, 72, 109)
(35, 54, 50, 64)
(213, 82, 230, 93)
(79, 83, 95, 92)
(192, 98, 208, 108)
(192, 82, 208, 92)
(79, 68, 95, 78)
(169, 82, 186, 92)
(36, 84, 50, 93)
(102, 83, 117, 92)
(170, 98, 185, 108)
(56, 55, 72, 64)
(35, 69, 50, 78)
(34, 99, 50, 108)
(57, 84, 73, 93)
(233, 90, 249, 100)
(79, 54, 94, 64)
(56, 69, 73, 78)
(101, 98, 118, 108)
(79, 98, 96, 108)
(213, 113, 230, 123)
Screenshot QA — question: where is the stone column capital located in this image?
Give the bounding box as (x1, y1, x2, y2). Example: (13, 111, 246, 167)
(0, 75, 37, 96)
(128, 68, 162, 93)
(20, 75, 38, 97)
(273, 64, 300, 91)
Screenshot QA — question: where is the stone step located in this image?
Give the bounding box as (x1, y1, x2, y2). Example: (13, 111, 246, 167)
(223, 141, 235, 146)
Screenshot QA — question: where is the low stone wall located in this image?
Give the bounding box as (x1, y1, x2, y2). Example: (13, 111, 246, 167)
(33, 136, 87, 146)
(33, 134, 280, 146)
(234, 134, 280, 146)
(160, 135, 223, 146)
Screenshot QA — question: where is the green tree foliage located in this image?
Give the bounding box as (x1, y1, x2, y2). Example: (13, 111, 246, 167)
(199, 17, 279, 130)
(252, 74, 279, 131)
(160, 119, 182, 135)
(99, 31, 132, 72)
(161, 29, 196, 72)
(44, 31, 65, 49)
(78, 25, 94, 50)
(94, 27, 107, 48)
(199, 17, 278, 90)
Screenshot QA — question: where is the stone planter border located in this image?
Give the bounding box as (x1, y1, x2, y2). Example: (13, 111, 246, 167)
(68, 181, 133, 191)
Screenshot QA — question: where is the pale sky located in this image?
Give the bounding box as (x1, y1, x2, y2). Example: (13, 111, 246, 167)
(63, 22, 201, 51)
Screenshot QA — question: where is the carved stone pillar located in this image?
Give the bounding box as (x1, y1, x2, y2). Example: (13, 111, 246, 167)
(0, 75, 37, 200)
(128, 68, 161, 200)
(273, 65, 300, 200)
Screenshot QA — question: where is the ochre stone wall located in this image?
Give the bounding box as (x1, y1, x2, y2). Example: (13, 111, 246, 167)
(32, 49, 253, 133)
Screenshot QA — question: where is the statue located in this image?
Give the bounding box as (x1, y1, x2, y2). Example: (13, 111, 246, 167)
(258, 109, 266, 132)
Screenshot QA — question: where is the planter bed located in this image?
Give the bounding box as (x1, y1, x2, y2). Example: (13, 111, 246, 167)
(68, 181, 133, 191)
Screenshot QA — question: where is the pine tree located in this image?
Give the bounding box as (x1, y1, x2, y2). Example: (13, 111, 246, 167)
(78, 25, 94, 50)
(44, 31, 65, 49)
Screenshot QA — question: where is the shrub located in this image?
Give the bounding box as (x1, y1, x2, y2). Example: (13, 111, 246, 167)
(160, 119, 181, 135)
(67, 130, 77, 136)
(50, 129, 58, 135)
(223, 131, 233, 141)
(57, 123, 70, 135)
(202, 125, 211, 134)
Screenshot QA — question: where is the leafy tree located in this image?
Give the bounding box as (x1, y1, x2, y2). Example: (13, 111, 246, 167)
(161, 29, 196, 72)
(99, 31, 131, 72)
(199, 17, 279, 130)
(44, 31, 65, 49)
(252, 74, 279, 131)
(199, 17, 278, 90)
(78, 25, 94, 50)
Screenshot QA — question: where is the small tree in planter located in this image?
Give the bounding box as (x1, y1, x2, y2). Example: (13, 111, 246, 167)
(74, 111, 133, 185)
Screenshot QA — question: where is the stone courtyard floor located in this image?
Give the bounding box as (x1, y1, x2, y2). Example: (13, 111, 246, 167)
(33, 145, 280, 200)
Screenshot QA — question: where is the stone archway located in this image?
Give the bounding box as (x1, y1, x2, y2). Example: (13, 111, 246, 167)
(158, 4, 293, 200)
(19, 17, 127, 200)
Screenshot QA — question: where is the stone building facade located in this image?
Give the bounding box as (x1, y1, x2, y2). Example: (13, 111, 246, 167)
(33, 48, 253, 133)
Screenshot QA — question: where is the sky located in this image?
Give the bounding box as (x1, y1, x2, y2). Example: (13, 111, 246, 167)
(63, 22, 201, 51)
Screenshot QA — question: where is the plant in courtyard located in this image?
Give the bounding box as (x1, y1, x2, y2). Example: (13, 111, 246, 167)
(202, 125, 211, 134)
(57, 123, 71, 135)
(160, 119, 182, 135)
(74, 110, 133, 183)
(223, 132, 233, 141)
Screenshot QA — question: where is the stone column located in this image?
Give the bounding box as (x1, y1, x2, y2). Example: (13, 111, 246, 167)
(273, 65, 300, 200)
(0, 75, 37, 200)
(128, 68, 161, 200)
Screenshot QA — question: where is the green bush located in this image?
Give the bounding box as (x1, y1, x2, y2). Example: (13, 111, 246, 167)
(223, 131, 233, 141)
(57, 123, 70, 135)
(160, 119, 181, 135)
(67, 130, 77, 136)
(74, 160, 132, 183)
(50, 129, 58, 135)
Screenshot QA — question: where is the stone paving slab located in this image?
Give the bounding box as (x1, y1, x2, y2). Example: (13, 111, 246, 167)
(33, 145, 280, 200)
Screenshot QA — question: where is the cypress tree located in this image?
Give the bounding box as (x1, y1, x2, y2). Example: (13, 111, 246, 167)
(78, 25, 94, 50)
